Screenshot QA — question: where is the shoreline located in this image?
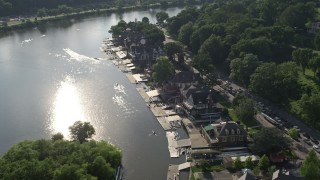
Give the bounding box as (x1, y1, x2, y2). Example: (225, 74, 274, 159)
(0, 3, 196, 36)
(101, 38, 203, 180)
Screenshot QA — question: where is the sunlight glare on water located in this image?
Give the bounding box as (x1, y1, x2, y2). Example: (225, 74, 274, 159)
(51, 76, 86, 138)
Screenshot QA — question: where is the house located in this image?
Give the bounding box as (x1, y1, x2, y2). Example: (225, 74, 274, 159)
(162, 70, 201, 103)
(238, 171, 255, 180)
(180, 85, 213, 115)
(169, 71, 201, 88)
(117, 27, 164, 66)
(272, 170, 304, 180)
(201, 121, 247, 147)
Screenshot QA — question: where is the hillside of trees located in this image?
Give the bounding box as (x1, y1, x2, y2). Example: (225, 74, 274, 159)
(0, 0, 200, 17)
(166, 0, 320, 129)
(0, 121, 122, 179)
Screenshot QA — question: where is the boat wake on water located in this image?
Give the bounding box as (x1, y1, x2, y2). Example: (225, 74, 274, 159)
(63, 48, 100, 64)
(20, 38, 33, 46)
(114, 83, 126, 94)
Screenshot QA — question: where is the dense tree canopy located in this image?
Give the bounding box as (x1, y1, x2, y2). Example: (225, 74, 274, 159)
(152, 56, 174, 83)
(155, 11, 169, 25)
(300, 150, 320, 179)
(0, 139, 121, 179)
(249, 62, 299, 103)
(229, 53, 260, 86)
(299, 91, 320, 128)
(235, 97, 255, 124)
(250, 127, 292, 155)
(292, 48, 314, 74)
(109, 20, 165, 46)
(164, 42, 184, 61)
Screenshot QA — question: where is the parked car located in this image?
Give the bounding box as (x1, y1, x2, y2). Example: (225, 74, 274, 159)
(302, 132, 310, 139)
(304, 139, 312, 146)
(310, 137, 319, 145)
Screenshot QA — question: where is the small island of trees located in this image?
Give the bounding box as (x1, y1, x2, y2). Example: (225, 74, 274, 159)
(0, 121, 122, 180)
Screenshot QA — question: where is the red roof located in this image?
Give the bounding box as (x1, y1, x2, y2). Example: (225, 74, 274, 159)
(270, 154, 285, 163)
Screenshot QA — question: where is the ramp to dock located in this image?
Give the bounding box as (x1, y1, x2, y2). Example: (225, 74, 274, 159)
(166, 131, 179, 158)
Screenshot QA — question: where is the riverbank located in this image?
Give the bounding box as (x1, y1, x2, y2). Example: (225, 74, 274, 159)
(0, 3, 196, 36)
(101, 37, 207, 180)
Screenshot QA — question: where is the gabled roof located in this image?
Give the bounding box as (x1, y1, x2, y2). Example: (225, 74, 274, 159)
(272, 170, 304, 180)
(219, 121, 247, 137)
(171, 71, 200, 83)
(238, 172, 255, 180)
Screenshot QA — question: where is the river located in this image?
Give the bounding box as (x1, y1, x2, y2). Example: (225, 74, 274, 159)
(0, 7, 185, 180)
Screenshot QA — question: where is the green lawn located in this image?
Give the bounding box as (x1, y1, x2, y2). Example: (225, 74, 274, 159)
(228, 109, 259, 127)
(228, 109, 238, 121)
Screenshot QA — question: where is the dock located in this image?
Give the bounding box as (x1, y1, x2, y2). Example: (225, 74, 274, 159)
(182, 118, 209, 148)
(166, 131, 179, 158)
(156, 117, 172, 131)
(167, 162, 191, 180)
(136, 88, 149, 102)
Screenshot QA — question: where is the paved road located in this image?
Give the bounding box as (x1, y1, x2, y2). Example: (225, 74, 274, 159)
(215, 69, 320, 142)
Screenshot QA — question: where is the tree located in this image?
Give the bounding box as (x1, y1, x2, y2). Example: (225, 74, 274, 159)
(299, 92, 320, 127)
(233, 157, 243, 170)
(89, 156, 115, 180)
(152, 56, 174, 83)
(315, 32, 320, 50)
(37, 8, 47, 18)
(288, 128, 298, 139)
(235, 98, 255, 124)
(199, 35, 227, 65)
(249, 62, 299, 103)
(258, 154, 269, 171)
(308, 56, 320, 78)
(191, 52, 214, 75)
(69, 121, 95, 143)
(250, 128, 291, 155)
(164, 42, 183, 61)
(229, 54, 260, 86)
(292, 48, 313, 75)
(0, 140, 121, 179)
(277, 3, 316, 29)
(178, 21, 193, 46)
(109, 20, 127, 38)
(300, 150, 320, 179)
(142, 17, 149, 24)
(52, 133, 64, 141)
(249, 63, 277, 101)
(155, 11, 169, 25)
(245, 157, 254, 169)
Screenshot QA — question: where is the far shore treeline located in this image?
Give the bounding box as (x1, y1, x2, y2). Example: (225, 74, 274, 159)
(0, 0, 201, 34)
(0, 121, 122, 180)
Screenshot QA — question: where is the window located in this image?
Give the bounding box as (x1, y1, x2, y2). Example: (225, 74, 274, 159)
(231, 137, 235, 142)
(222, 137, 227, 142)
(239, 136, 243, 141)
(237, 129, 241, 135)
(231, 129, 235, 135)
(225, 129, 229, 135)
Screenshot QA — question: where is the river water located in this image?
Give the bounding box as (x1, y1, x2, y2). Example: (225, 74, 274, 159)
(0, 7, 184, 180)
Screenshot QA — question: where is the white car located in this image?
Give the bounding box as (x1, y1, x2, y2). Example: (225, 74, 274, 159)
(313, 145, 319, 149)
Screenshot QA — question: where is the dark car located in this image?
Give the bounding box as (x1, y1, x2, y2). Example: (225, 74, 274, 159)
(310, 137, 319, 145)
(302, 132, 311, 139)
(303, 139, 312, 146)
